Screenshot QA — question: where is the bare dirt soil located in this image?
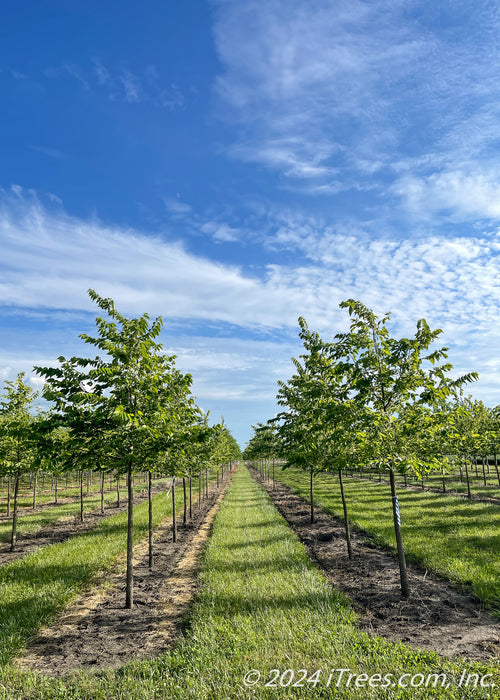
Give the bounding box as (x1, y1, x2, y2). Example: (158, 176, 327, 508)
(0, 482, 171, 567)
(252, 469, 500, 662)
(16, 473, 232, 676)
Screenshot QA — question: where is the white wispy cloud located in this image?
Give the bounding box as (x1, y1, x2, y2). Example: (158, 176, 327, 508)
(212, 0, 500, 228)
(1, 187, 499, 438)
(28, 145, 66, 160)
(392, 170, 500, 221)
(38, 58, 185, 109)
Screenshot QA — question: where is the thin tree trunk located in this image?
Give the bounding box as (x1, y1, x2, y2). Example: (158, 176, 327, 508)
(339, 469, 352, 559)
(310, 467, 314, 524)
(55, 474, 58, 504)
(183, 477, 187, 526)
(389, 468, 409, 598)
(495, 454, 500, 487)
(189, 475, 192, 518)
(80, 470, 84, 522)
(125, 461, 134, 609)
(10, 473, 20, 551)
(148, 471, 153, 569)
(100, 470, 104, 514)
(465, 457, 471, 499)
(198, 469, 202, 508)
(6, 475, 10, 517)
(172, 477, 177, 543)
(272, 458, 275, 490)
(482, 456, 487, 486)
(32, 471, 37, 509)
(116, 474, 120, 507)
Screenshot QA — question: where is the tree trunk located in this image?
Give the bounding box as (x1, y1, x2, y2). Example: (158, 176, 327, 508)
(482, 456, 487, 487)
(310, 468, 314, 524)
(100, 471, 104, 514)
(32, 471, 37, 509)
(495, 454, 500, 487)
(339, 469, 352, 560)
(189, 475, 192, 518)
(116, 474, 120, 507)
(55, 474, 58, 504)
(465, 457, 471, 499)
(389, 468, 409, 598)
(272, 459, 275, 490)
(125, 461, 134, 609)
(148, 470, 153, 569)
(172, 477, 177, 543)
(183, 477, 187, 526)
(10, 473, 20, 551)
(198, 469, 202, 508)
(6, 475, 10, 517)
(80, 470, 84, 522)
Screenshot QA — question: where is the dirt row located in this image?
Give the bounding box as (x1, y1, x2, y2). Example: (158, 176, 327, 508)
(251, 469, 500, 662)
(0, 480, 173, 567)
(16, 472, 233, 676)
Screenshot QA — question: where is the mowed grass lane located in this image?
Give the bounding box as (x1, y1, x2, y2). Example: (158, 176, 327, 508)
(2, 465, 497, 699)
(274, 467, 500, 610)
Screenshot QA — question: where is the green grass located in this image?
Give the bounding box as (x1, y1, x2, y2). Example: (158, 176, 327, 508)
(272, 466, 500, 610)
(353, 465, 500, 501)
(0, 478, 194, 666)
(0, 476, 172, 545)
(0, 465, 498, 699)
(0, 473, 151, 515)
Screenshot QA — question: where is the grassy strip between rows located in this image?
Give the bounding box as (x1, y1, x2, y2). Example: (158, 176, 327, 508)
(272, 467, 500, 610)
(0, 475, 168, 515)
(349, 469, 500, 501)
(0, 477, 196, 667)
(0, 477, 172, 544)
(1, 464, 498, 699)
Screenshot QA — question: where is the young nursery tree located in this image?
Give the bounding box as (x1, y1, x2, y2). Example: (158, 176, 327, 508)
(276, 317, 356, 553)
(333, 299, 478, 596)
(0, 373, 38, 550)
(35, 290, 193, 609)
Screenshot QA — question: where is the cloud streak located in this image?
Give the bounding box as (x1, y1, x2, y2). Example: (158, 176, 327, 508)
(212, 0, 500, 228)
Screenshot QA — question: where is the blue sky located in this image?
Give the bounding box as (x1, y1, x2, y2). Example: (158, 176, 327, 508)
(2, 0, 500, 448)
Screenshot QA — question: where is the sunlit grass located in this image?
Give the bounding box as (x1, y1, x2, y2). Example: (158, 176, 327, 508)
(1, 465, 497, 699)
(274, 467, 500, 610)
(0, 479, 191, 666)
(0, 476, 172, 544)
